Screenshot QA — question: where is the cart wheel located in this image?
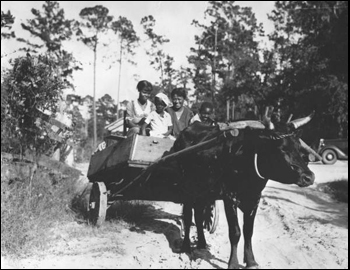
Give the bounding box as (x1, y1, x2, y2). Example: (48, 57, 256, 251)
(203, 200, 220, 234)
(89, 182, 107, 226)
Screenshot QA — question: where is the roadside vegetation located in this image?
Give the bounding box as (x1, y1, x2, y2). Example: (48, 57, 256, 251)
(1, 162, 81, 257)
(318, 179, 348, 203)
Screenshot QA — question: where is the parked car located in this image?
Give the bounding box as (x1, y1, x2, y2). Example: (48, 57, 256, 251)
(317, 138, 348, 165)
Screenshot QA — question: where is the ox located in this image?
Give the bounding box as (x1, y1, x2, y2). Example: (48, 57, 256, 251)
(172, 114, 316, 269)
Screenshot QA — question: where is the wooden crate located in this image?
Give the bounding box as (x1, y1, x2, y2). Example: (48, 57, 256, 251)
(87, 134, 174, 181)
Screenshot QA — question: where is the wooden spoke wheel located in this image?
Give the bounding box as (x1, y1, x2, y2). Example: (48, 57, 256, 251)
(89, 182, 107, 226)
(203, 200, 220, 234)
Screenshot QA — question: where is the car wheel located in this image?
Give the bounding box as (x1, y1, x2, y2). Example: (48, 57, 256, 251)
(322, 149, 337, 165)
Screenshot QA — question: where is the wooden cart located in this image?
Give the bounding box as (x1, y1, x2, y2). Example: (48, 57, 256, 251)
(87, 134, 220, 233)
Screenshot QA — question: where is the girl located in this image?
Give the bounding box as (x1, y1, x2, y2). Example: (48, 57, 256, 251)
(142, 93, 175, 140)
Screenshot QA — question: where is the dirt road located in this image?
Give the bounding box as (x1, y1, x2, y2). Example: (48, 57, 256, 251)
(2, 162, 348, 269)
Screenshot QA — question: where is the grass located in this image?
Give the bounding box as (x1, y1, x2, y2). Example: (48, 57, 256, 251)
(107, 200, 153, 224)
(1, 158, 155, 259)
(1, 161, 81, 258)
(318, 179, 348, 203)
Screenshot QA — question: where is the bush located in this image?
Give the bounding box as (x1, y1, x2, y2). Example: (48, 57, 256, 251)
(1, 54, 71, 156)
(1, 162, 80, 257)
(318, 179, 348, 203)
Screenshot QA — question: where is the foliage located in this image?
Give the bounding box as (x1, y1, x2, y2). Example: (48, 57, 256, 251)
(76, 5, 113, 52)
(111, 16, 140, 111)
(173, 66, 193, 90)
(111, 16, 139, 61)
(141, 15, 174, 88)
(1, 10, 15, 39)
(268, 1, 348, 139)
(1, 162, 80, 257)
(318, 179, 348, 203)
(96, 94, 118, 126)
(189, 1, 264, 119)
(18, 1, 80, 81)
(1, 54, 70, 155)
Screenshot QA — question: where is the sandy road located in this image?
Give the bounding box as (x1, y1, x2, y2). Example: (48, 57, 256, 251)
(2, 162, 348, 269)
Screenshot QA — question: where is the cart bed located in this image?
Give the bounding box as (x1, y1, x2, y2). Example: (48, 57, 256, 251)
(87, 134, 174, 183)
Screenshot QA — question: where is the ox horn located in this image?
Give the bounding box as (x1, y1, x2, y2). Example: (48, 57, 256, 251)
(290, 112, 315, 129)
(218, 121, 266, 131)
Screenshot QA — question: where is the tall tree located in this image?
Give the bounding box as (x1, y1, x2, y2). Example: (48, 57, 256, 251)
(1, 10, 15, 39)
(174, 66, 192, 90)
(189, 1, 264, 119)
(76, 5, 113, 148)
(141, 15, 172, 86)
(269, 1, 348, 139)
(111, 16, 139, 118)
(18, 1, 78, 81)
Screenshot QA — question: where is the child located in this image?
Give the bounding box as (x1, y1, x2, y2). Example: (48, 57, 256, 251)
(95, 80, 154, 152)
(142, 93, 175, 140)
(190, 102, 215, 126)
(125, 80, 156, 136)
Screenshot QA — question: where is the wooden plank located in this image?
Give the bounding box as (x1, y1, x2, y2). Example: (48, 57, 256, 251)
(87, 135, 133, 179)
(130, 135, 174, 165)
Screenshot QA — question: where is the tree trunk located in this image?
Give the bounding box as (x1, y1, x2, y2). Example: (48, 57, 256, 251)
(93, 47, 97, 149)
(116, 41, 123, 120)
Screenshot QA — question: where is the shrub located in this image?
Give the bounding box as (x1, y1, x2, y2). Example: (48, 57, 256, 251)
(318, 179, 348, 203)
(1, 54, 71, 156)
(1, 162, 80, 257)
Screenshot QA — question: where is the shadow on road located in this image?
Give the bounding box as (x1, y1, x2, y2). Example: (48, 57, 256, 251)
(107, 202, 227, 269)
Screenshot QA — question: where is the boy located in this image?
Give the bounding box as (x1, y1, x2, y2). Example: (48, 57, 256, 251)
(190, 102, 215, 126)
(142, 93, 175, 140)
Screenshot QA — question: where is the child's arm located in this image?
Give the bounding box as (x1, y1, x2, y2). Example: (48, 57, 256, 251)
(142, 113, 152, 136)
(141, 122, 148, 136)
(163, 125, 173, 137)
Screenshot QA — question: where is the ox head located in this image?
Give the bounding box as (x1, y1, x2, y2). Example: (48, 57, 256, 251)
(220, 113, 316, 187)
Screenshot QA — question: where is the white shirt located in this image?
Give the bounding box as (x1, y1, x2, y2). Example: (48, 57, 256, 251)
(145, 111, 173, 137)
(126, 99, 155, 124)
(190, 114, 201, 124)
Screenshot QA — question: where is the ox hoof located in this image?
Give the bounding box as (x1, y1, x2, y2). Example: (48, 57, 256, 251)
(181, 243, 192, 254)
(197, 242, 207, 250)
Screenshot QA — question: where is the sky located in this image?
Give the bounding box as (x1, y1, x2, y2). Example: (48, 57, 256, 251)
(1, 1, 275, 103)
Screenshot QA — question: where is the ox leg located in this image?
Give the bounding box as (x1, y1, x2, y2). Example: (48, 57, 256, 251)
(181, 203, 193, 253)
(194, 202, 207, 249)
(224, 198, 241, 269)
(243, 207, 259, 269)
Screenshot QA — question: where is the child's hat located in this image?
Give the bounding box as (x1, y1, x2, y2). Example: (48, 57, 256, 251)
(155, 92, 172, 107)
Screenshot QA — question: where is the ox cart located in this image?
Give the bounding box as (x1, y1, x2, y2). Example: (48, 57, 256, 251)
(87, 134, 220, 233)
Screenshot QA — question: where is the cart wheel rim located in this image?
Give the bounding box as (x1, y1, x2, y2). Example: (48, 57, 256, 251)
(88, 182, 107, 226)
(203, 200, 220, 234)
